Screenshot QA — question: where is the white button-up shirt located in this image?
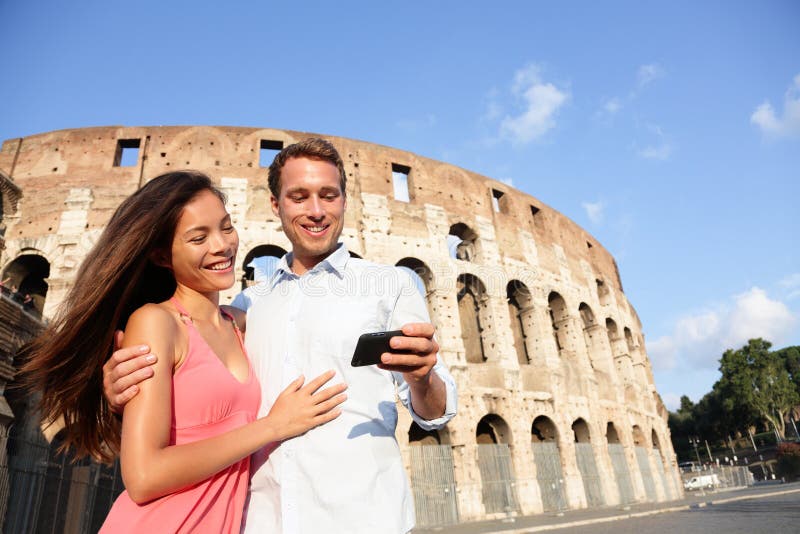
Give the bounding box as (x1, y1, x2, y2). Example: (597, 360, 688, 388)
(240, 244, 457, 534)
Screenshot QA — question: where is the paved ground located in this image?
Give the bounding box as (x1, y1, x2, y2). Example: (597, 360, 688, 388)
(413, 482, 800, 534)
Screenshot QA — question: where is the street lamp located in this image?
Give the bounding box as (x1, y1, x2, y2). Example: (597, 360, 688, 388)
(690, 437, 702, 468)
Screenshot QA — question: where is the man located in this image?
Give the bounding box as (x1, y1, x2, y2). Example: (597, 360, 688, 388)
(104, 137, 457, 533)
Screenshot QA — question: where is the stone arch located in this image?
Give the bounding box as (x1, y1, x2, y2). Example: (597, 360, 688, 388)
(476, 414, 512, 445)
(531, 415, 567, 512)
(408, 422, 442, 446)
(624, 327, 636, 353)
(396, 257, 433, 295)
(606, 422, 621, 444)
(579, 302, 597, 366)
(457, 273, 488, 363)
(547, 292, 570, 354)
(571, 418, 592, 443)
(633, 424, 658, 501)
(607, 318, 633, 385)
(650, 428, 674, 499)
(241, 244, 286, 288)
(507, 280, 533, 365)
(651, 429, 661, 451)
(447, 222, 478, 262)
(572, 418, 605, 507)
(632, 425, 647, 447)
(476, 414, 519, 513)
(579, 302, 596, 328)
(531, 416, 559, 443)
(596, 278, 611, 306)
(2, 252, 51, 315)
(606, 422, 636, 505)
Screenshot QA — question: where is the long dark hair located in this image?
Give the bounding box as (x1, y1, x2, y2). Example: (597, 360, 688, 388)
(20, 171, 226, 462)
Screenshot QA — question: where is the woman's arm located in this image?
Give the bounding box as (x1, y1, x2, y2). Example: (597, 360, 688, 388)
(119, 304, 345, 504)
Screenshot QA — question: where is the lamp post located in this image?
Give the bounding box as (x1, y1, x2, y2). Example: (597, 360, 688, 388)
(690, 437, 702, 467)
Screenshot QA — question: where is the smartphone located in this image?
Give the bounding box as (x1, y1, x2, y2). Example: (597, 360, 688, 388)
(350, 330, 404, 367)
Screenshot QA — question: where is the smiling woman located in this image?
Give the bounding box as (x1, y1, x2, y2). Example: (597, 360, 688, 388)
(19, 171, 346, 533)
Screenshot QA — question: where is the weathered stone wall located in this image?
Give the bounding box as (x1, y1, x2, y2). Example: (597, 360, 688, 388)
(0, 126, 682, 522)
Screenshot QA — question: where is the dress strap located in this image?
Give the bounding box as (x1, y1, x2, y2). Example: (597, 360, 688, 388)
(169, 297, 193, 324)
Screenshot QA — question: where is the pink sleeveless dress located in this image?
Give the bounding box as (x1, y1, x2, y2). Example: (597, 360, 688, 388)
(100, 299, 261, 533)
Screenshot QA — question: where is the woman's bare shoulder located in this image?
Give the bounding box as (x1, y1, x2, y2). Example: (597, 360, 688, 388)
(125, 303, 181, 339)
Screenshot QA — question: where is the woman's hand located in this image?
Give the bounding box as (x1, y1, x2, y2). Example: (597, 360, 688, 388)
(266, 370, 347, 441)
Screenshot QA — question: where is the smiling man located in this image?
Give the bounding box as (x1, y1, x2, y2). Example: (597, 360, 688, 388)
(105, 137, 457, 534)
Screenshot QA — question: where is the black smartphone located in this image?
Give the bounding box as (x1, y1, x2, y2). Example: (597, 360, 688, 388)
(350, 330, 404, 367)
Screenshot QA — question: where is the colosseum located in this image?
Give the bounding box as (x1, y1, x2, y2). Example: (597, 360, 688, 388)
(0, 125, 681, 530)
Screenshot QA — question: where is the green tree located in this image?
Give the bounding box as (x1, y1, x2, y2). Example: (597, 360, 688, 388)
(774, 345, 800, 392)
(717, 339, 799, 439)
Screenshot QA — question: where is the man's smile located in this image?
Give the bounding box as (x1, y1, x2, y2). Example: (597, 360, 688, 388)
(300, 222, 331, 235)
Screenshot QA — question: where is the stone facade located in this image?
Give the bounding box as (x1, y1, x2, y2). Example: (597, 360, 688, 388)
(0, 126, 682, 524)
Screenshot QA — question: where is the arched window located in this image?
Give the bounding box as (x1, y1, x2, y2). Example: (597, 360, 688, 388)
(1, 253, 51, 316)
(408, 422, 441, 446)
(241, 245, 287, 288)
(457, 274, 488, 363)
(476, 414, 519, 513)
(531, 416, 566, 512)
(507, 281, 532, 364)
(396, 257, 432, 298)
(547, 292, 569, 353)
(624, 327, 636, 354)
(633, 425, 658, 501)
(607, 422, 635, 505)
(447, 223, 478, 262)
(572, 418, 605, 507)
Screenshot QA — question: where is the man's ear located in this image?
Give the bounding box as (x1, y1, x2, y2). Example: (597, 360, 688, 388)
(270, 194, 280, 217)
(151, 249, 171, 269)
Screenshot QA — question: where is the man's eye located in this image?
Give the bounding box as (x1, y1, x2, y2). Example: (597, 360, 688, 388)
(190, 236, 206, 243)
(223, 225, 235, 233)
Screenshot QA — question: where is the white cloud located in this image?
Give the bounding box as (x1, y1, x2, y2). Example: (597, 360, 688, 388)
(750, 73, 800, 137)
(500, 177, 514, 187)
(646, 287, 797, 374)
(724, 287, 796, 348)
(581, 200, 604, 224)
(636, 63, 665, 89)
(779, 272, 800, 300)
(499, 64, 569, 144)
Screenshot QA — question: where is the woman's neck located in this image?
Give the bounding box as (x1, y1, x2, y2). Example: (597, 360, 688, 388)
(172, 285, 221, 323)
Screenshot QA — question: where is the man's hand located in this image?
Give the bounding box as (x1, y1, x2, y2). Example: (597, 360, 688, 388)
(377, 323, 438, 381)
(378, 323, 446, 420)
(103, 330, 158, 413)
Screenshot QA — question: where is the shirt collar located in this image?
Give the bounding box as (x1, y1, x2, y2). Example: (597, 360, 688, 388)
(271, 242, 350, 286)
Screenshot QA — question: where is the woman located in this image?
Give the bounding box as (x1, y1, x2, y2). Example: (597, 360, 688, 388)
(21, 171, 346, 532)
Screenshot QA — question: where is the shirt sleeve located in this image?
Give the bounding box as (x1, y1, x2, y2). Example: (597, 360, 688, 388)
(230, 287, 254, 311)
(388, 269, 457, 431)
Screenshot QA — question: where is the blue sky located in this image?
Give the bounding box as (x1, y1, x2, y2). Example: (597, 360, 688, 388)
(1, 1, 798, 409)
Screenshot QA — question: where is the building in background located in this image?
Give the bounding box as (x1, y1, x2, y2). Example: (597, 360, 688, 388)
(0, 126, 682, 530)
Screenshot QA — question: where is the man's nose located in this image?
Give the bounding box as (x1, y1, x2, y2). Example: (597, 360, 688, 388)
(308, 196, 325, 219)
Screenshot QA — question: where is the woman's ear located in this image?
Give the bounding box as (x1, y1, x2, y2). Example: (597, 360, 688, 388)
(150, 249, 171, 269)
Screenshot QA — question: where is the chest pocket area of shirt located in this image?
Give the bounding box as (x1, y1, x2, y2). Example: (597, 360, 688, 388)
(308, 295, 387, 363)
